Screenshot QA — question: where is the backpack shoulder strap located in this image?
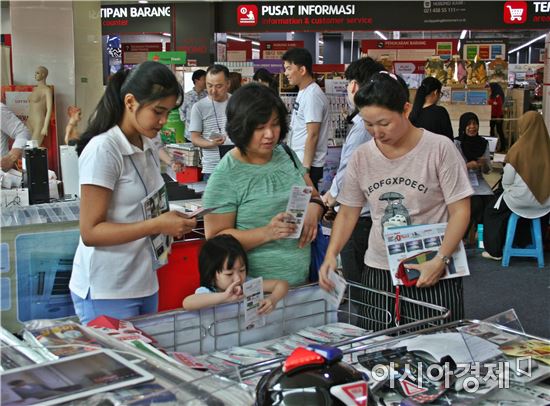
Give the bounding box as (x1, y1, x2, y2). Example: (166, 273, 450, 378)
(281, 143, 298, 169)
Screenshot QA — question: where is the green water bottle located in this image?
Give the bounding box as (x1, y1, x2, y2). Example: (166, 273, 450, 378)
(160, 109, 185, 144)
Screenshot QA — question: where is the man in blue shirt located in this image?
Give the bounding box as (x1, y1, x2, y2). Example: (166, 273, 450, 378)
(322, 57, 385, 285)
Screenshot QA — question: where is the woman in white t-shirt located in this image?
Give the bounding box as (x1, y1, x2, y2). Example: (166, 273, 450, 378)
(70, 61, 196, 324)
(319, 72, 473, 331)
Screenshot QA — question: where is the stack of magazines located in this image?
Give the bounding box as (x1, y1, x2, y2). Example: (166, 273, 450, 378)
(166, 143, 201, 167)
(1, 321, 254, 405)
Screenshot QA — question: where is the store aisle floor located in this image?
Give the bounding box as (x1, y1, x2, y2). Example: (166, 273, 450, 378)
(463, 248, 550, 338)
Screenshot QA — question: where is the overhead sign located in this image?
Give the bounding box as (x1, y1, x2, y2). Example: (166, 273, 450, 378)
(260, 41, 304, 59)
(100, 3, 172, 34)
(216, 1, 550, 32)
(361, 39, 458, 62)
(122, 43, 163, 65)
(148, 51, 186, 65)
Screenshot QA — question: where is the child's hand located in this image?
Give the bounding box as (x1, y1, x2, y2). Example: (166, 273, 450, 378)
(223, 280, 243, 303)
(257, 298, 275, 315)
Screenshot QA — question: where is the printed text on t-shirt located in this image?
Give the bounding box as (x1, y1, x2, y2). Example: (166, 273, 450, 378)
(366, 177, 429, 197)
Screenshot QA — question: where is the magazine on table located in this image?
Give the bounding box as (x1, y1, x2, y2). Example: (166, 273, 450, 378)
(383, 222, 470, 286)
(0, 349, 154, 406)
(140, 184, 171, 265)
(1, 327, 48, 370)
(21, 322, 104, 360)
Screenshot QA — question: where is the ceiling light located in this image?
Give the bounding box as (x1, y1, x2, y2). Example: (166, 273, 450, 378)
(227, 35, 246, 42)
(460, 30, 468, 40)
(252, 41, 260, 46)
(138, 0, 148, 3)
(508, 33, 547, 54)
(162, 33, 171, 37)
(374, 31, 387, 40)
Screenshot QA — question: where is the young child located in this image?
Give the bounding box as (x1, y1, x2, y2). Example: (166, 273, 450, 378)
(183, 234, 289, 313)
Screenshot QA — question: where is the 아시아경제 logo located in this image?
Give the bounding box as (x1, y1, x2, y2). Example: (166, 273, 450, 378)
(237, 5, 258, 26)
(503, 1, 527, 24)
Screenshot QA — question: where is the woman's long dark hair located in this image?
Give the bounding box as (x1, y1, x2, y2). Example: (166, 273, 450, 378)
(409, 76, 442, 124)
(76, 61, 183, 156)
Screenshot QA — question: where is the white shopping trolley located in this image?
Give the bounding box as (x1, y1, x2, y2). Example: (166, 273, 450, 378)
(506, 4, 524, 21)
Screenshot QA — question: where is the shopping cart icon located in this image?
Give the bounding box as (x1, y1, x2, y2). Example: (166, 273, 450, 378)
(506, 4, 524, 21)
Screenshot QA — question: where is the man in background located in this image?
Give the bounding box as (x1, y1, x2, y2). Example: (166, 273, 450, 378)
(282, 48, 329, 190)
(322, 57, 385, 285)
(1, 102, 31, 171)
(189, 65, 232, 181)
(179, 69, 207, 141)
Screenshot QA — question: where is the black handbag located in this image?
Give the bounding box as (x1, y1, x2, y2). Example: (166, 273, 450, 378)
(482, 177, 509, 257)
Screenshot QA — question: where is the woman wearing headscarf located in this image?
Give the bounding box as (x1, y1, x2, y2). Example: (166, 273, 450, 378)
(502, 111, 550, 218)
(482, 111, 550, 259)
(455, 112, 493, 240)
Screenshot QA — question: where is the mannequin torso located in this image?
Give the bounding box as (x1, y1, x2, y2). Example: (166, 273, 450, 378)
(27, 66, 53, 146)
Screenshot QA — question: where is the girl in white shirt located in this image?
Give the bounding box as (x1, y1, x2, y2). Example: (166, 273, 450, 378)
(70, 61, 197, 324)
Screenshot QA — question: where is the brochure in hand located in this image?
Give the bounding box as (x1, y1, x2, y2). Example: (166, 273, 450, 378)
(383, 222, 470, 286)
(140, 184, 171, 265)
(243, 277, 265, 330)
(284, 185, 313, 239)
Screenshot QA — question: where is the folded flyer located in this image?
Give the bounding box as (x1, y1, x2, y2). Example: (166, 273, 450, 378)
(383, 222, 470, 286)
(284, 185, 313, 239)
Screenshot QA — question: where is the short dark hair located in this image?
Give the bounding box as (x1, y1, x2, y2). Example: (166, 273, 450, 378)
(199, 235, 248, 290)
(191, 69, 206, 83)
(354, 72, 409, 113)
(207, 64, 230, 80)
(225, 83, 288, 155)
(281, 48, 313, 76)
(345, 57, 385, 87)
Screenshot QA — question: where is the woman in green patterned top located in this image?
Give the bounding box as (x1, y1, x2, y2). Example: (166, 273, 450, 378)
(202, 83, 325, 286)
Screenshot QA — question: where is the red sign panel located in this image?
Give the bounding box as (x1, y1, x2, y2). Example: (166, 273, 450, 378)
(503, 1, 528, 24)
(227, 39, 253, 60)
(122, 43, 163, 64)
(237, 4, 258, 26)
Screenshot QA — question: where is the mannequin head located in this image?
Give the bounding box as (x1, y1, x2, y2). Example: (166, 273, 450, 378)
(67, 106, 82, 123)
(34, 66, 48, 82)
